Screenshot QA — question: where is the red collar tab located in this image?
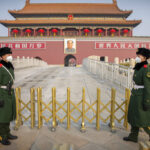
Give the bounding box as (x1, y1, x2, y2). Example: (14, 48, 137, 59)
(143, 64, 147, 68)
(0, 64, 3, 68)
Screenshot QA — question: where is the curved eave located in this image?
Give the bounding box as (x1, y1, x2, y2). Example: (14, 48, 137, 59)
(0, 19, 141, 28)
(9, 11, 132, 19)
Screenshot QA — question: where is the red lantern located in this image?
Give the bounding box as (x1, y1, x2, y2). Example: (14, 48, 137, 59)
(123, 29, 129, 36)
(12, 29, 19, 37)
(123, 29, 129, 33)
(52, 29, 58, 36)
(38, 29, 45, 36)
(110, 29, 116, 37)
(25, 29, 32, 37)
(97, 29, 103, 37)
(84, 29, 90, 36)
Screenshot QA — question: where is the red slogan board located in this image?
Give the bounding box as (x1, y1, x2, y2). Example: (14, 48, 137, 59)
(0, 42, 46, 49)
(95, 42, 150, 49)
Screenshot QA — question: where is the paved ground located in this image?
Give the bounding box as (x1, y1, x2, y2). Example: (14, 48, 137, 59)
(0, 125, 149, 150)
(15, 66, 125, 103)
(14, 66, 125, 126)
(0, 66, 148, 149)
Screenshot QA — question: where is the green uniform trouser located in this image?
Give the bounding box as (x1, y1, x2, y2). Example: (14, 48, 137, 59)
(0, 123, 10, 139)
(129, 126, 150, 140)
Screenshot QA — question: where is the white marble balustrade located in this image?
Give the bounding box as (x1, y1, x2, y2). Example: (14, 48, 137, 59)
(82, 58, 134, 89)
(12, 56, 48, 69)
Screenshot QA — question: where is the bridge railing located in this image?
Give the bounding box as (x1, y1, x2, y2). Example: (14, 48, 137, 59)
(82, 58, 134, 89)
(12, 56, 48, 69)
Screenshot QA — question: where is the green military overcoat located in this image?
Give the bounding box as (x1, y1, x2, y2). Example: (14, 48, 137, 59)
(0, 63, 16, 123)
(128, 64, 150, 127)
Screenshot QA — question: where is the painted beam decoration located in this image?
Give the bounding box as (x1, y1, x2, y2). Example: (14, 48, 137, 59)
(64, 39, 76, 54)
(0, 42, 46, 49)
(95, 41, 150, 49)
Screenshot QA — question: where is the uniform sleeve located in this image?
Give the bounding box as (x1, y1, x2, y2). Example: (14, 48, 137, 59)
(0, 68, 3, 98)
(143, 67, 150, 111)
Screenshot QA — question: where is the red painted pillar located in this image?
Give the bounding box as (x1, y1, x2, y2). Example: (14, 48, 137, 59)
(105, 29, 108, 36)
(20, 29, 22, 37)
(21, 29, 24, 37)
(47, 29, 49, 36)
(118, 29, 121, 37)
(33, 29, 36, 37)
(60, 29, 63, 36)
(79, 29, 81, 36)
(49, 29, 51, 36)
(130, 29, 133, 37)
(8, 28, 10, 37)
(10, 29, 12, 37)
(92, 29, 95, 36)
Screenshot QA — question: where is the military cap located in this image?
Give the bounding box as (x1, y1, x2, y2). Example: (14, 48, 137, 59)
(0, 47, 12, 57)
(136, 48, 150, 59)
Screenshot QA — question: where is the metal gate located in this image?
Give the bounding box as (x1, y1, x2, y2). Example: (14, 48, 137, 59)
(15, 87, 130, 132)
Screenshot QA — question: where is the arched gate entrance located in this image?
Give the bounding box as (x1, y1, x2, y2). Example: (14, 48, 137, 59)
(64, 55, 76, 67)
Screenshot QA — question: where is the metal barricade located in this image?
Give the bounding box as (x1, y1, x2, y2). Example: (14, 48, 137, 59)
(15, 87, 131, 132)
(15, 87, 35, 130)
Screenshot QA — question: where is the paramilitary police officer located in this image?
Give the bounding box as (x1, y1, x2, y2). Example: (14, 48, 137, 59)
(123, 48, 150, 143)
(0, 47, 17, 145)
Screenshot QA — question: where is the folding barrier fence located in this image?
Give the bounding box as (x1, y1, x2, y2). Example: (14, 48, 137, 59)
(15, 88, 35, 130)
(14, 87, 131, 132)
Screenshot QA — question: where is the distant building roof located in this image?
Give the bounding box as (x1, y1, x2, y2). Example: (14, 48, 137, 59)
(0, 19, 141, 27)
(8, 2, 132, 18)
(0, 0, 141, 29)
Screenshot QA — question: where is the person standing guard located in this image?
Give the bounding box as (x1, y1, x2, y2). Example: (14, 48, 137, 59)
(123, 48, 150, 143)
(0, 47, 18, 145)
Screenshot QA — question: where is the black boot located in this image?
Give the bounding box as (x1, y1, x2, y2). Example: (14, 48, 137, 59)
(143, 127, 150, 141)
(8, 133, 18, 140)
(123, 126, 139, 143)
(123, 136, 138, 143)
(0, 137, 11, 145)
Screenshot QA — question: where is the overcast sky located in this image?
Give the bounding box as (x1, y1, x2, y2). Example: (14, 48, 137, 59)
(0, 0, 150, 37)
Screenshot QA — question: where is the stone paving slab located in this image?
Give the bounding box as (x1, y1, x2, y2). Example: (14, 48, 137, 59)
(1, 66, 146, 150)
(0, 125, 148, 150)
(14, 66, 126, 127)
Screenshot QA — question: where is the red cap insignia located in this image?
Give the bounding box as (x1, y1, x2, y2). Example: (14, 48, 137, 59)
(143, 65, 147, 68)
(0, 64, 3, 68)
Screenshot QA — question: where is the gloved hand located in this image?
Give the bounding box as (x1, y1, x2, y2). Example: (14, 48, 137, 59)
(143, 104, 150, 111)
(0, 99, 4, 108)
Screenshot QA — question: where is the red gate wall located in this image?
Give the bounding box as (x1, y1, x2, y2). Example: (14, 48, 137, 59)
(0, 40, 150, 64)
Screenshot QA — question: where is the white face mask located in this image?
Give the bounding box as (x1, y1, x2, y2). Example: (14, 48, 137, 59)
(6, 56, 13, 62)
(135, 57, 141, 63)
